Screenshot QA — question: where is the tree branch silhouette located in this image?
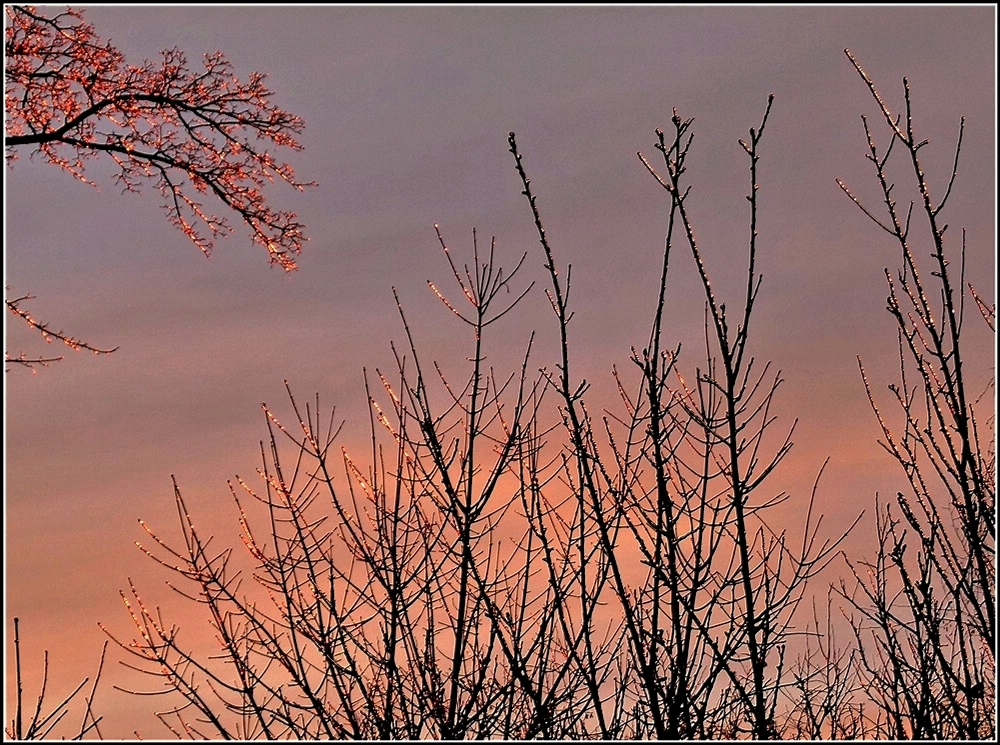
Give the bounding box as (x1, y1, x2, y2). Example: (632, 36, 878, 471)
(5, 4, 312, 367)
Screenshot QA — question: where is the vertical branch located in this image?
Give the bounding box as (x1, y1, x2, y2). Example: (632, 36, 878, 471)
(510, 131, 670, 738)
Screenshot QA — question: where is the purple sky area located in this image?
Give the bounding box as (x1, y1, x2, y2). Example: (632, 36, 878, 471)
(5, 5, 995, 737)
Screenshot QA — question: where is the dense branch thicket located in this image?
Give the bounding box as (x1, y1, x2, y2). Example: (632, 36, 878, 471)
(8, 48, 990, 740)
(835, 48, 995, 740)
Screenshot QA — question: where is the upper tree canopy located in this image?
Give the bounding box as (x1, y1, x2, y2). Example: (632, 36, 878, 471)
(5, 4, 311, 270)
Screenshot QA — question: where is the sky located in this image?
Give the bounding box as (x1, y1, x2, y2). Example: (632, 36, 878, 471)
(4, 4, 995, 738)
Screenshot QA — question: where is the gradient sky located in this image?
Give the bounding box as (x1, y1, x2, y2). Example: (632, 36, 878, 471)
(4, 5, 995, 738)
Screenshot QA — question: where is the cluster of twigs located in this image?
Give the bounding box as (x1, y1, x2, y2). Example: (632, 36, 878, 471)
(5, 5, 312, 270)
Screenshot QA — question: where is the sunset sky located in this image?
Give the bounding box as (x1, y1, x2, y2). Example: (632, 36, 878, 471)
(4, 5, 995, 738)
